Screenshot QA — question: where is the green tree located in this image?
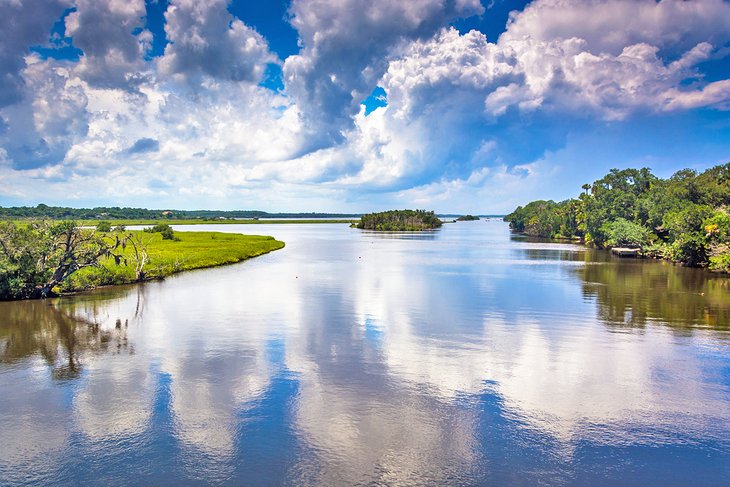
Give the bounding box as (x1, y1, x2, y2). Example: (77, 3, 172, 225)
(0, 221, 131, 299)
(601, 218, 651, 248)
(96, 221, 112, 232)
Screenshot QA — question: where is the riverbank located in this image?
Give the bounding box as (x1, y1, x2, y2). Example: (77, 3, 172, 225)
(504, 164, 730, 273)
(59, 230, 285, 293)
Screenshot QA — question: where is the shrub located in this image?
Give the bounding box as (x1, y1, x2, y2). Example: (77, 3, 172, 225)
(143, 223, 177, 240)
(161, 227, 175, 240)
(709, 253, 730, 273)
(704, 211, 730, 241)
(96, 221, 112, 232)
(601, 218, 651, 248)
(668, 233, 708, 267)
(642, 242, 670, 259)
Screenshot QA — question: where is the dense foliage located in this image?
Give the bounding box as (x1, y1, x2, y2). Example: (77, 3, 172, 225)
(0, 221, 127, 299)
(356, 210, 443, 231)
(457, 215, 480, 221)
(0, 204, 358, 221)
(504, 164, 730, 271)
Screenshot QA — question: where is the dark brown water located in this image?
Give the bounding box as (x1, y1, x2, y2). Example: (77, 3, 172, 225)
(1, 220, 729, 486)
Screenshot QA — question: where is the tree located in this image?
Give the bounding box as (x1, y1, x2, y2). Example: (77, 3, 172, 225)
(0, 221, 139, 300)
(125, 233, 149, 281)
(144, 223, 177, 240)
(37, 221, 127, 298)
(601, 218, 651, 248)
(96, 221, 112, 232)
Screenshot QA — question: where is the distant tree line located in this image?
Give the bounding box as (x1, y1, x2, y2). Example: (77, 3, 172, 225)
(356, 210, 443, 231)
(456, 215, 480, 221)
(0, 204, 360, 220)
(504, 163, 730, 271)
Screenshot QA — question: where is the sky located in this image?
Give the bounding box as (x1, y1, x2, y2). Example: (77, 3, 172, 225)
(0, 0, 729, 213)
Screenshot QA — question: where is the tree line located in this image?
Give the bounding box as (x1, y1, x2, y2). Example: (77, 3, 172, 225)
(504, 163, 730, 272)
(0, 204, 359, 220)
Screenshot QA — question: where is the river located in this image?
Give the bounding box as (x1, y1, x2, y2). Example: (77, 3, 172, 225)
(1, 220, 729, 486)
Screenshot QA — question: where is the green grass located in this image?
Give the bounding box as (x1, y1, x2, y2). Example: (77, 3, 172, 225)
(60, 231, 285, 293)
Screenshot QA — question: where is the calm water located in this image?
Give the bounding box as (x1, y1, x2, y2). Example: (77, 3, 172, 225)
(1, 220, 729, 486)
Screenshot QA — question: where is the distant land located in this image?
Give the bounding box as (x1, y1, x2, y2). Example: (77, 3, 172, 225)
(0, 205, 504, 221)
(0, 204, 360, 220)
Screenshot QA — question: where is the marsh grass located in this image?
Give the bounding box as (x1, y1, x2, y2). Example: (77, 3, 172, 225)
(60, 231, 284, 293)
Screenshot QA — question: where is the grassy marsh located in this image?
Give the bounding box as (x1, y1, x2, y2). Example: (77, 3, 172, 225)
(60, 231, 285, 293)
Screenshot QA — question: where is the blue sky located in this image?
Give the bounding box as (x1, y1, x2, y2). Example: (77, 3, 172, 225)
(1, 0, 729, 213)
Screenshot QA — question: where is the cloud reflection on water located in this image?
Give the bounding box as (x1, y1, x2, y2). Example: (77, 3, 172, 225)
(0, 222, 729, 485)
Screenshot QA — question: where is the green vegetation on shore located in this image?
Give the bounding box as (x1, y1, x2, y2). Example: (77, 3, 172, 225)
(77, 218, 355, 226)
(355, 209, 442, 231)
(63, 231, 284, 292)
(0, 204, 358, 221)
(456, 215, 480, 221)
(504, 164, 730, 272)
(0, 220, 284, 300)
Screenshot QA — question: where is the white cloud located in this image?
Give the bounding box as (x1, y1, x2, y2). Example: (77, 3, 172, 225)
(66, 0, 149, 89)
(1, 0, 729, 210)
(0, 0, 71, 107)
(283, 0, 484, 146)
(502, 0, 730, 55)
(157, 0, 276, 85)
(0, 56, 88, 169)
(383, 17, 730, 121)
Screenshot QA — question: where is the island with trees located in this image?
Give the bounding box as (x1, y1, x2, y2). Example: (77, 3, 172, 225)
(456, 215, 480, 221)
(355, 209, 443, 231)
(504, 163, 730, 272)
(0, 221, 284, 300)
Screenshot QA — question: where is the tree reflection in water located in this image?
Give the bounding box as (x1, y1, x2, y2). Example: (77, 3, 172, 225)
(575, 254, 730, 331)
(0, 286, 143, 380)
(512, 238, 730, 331)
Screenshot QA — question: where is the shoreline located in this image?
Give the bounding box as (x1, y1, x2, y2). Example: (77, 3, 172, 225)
(512, 231, 729, 274)
(2, 230, 287, 301)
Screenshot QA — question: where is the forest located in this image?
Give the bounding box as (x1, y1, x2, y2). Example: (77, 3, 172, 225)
(356, 210, 443, 231)
(504, 163, 730, 272)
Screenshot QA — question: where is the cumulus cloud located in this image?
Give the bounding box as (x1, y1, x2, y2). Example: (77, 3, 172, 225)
(503, 0, 730, 55)
(0, 56, 88, 170)
(65, 0, 149, 89)
(1, 0, 730, 210)
(0, 0, 71, 107)
(383, 8, 730, 122)
(283, 0, 484, 146)
(271, 0, 730, 207)
(157, 0, 276, 85)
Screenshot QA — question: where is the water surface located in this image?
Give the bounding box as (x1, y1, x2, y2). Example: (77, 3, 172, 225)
(1, 220, 729, 486)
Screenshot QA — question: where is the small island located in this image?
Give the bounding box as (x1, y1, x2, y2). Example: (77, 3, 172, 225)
(456, 215, 480, 221)
(355, 209, 442, 231)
